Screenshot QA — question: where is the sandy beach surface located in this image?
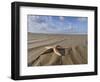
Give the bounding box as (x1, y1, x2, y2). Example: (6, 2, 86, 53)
(28, 32, 87, 66)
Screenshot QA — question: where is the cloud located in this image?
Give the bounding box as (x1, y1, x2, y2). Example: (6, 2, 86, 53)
(28, 16, 56, 33)
(77, 17, 87, 22)
(28, 16, 74, 34)
(28, 15, 87, 34)
(66, 23, 73, 30)
(59, 16, 64, 21)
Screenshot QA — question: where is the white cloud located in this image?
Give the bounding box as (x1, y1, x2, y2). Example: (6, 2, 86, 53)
(28, 17, 55, 33)
(28, 16, 74, 34)
(77, 17, 87, 22)
(67, 23, 73, 30)
(59, 16, 64, 21)
(28, 15, 87, 34)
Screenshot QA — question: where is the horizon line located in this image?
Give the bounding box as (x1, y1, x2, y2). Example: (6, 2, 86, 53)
(28, 32, 87, 35)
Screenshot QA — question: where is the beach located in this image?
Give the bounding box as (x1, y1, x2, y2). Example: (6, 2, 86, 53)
(28, 32, 87, 66)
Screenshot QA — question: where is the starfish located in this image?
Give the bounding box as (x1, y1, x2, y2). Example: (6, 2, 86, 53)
(29, 45, 71, 66)
(41, 45, 70, 56)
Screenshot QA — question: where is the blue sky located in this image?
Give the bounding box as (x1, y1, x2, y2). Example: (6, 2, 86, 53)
(28, 15, 88, 34)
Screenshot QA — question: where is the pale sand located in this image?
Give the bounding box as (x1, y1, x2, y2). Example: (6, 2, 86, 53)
(28, 32, 87, 66)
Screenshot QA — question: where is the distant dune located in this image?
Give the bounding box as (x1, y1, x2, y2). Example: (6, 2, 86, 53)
(28, 32, 87, 66)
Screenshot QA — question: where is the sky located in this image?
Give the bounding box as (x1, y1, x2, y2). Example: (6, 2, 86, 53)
(27, 15, 88, 34)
